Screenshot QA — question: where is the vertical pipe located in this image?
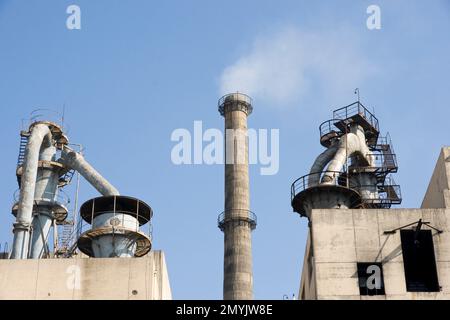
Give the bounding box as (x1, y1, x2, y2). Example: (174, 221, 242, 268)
(73, 171, 80, 240)
(30, 144, 60, 259)
(11, 124, 52, 259)
(30, 210, 52, 258)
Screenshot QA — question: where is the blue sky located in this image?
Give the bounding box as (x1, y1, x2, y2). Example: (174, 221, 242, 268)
(0, 0, 449, 299)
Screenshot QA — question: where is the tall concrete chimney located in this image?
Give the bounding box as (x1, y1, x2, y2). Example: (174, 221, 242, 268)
(218, 93, 257, 300)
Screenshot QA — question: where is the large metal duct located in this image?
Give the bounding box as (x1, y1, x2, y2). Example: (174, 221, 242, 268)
(29, 144, 61, 258)
(11, 123, 53, 259)
(61, 147, 119, 196)
(308, 142, 339, 187)
(322, 124, 373, 184)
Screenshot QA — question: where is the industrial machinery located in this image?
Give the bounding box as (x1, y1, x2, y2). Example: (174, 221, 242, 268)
(291, 101, 402, 218)
(10, 110, 153, 259)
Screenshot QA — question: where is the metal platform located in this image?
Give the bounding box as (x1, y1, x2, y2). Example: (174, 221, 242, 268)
(332, 102, 379, 146)
(218, 93, 253, 117)
(291, 171, 362, 217)
(319, 119, 345, 147)
(218, 209, 257, 231)
(77, 227, 152, 258)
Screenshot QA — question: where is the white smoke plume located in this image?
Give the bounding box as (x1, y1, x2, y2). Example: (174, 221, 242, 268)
(220, 26, 376, 107)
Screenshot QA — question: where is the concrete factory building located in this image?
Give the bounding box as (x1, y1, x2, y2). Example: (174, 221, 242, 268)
(292, 103, 450, 300)
(0, 112, 171, 300)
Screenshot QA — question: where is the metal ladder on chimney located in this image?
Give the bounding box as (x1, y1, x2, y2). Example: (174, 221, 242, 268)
(16, 131, 30, 187)
(17, 131, 30, 167)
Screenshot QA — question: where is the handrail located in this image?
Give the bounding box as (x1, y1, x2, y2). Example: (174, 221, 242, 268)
(319, 119, 345, 144)
(218, 93, 253, 116)
(349, 152, 398, 171)
(13, 189, 70, 208)
(291, 171, 353, 201)
(28, 108, 64, 128)
(218, 209, 257, 231)
(333, 101, 379, 132)
(218, 93, 253, 107)
(59, 209, 153, 257)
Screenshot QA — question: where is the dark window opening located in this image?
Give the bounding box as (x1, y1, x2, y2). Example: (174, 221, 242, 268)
(400, 229, 440, 292)
(357, 262, 385, 296)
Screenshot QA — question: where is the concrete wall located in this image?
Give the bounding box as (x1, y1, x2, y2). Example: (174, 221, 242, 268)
(299, 231, 317, 300)
(422, 147, 450, 209)
(0, 251, 172, 300)
(301, 208, 450, 300)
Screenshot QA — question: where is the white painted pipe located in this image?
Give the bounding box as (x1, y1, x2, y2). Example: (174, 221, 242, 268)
(61, 148, 120, 196)
(308, 142, 339, 187)
(11, 124, 52, 259)
(29, 144, 60, 259)
(322, 124, 373, 184)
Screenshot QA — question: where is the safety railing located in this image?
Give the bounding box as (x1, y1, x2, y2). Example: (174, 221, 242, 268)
(333, 102, 379, 132)
(77, 209, 153, 239)
(319, 119, 345, 146)
(371, 152, 398, 172)
(218, 209, 257, 231)
(13, 189, 70, 208)
(218, 93, 253, 116)
(55, 209, 153, 258)
(373, 133, 396, 154)
(24, 109, 65, 130)
(291, 171, 355, 202)
(356, 176, 402, 207)
(0, 243, 10, 259)
(349, 152, 398, 173)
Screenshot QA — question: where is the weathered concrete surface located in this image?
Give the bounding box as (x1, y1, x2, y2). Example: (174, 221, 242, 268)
(298, 231, 317, 300)
(221, 93, 254, 300)
(422, 147, 450, 209)
(0, 251, 171, 300)
(299, 208, 450, 300)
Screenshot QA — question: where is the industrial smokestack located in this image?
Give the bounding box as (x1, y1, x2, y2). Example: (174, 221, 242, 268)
(291, 101, 402, 218)
(218, 93, 257, 300)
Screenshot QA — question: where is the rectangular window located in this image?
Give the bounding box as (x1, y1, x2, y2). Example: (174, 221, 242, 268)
(400, 229, 440, 292)
(357, 262, 385, 296)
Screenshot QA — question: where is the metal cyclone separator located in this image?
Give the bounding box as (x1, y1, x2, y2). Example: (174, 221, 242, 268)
(77, 195, 152, 258)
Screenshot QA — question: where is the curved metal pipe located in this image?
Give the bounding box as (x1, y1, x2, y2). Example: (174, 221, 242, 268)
(323, 124, 373, 184)
(61, 148, 120, 196)
(11, 124, 52, 259)
(308, 142, 339, 187)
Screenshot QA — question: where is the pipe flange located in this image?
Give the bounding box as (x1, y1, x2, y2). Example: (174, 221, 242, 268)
(12, 221, 32, 232)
